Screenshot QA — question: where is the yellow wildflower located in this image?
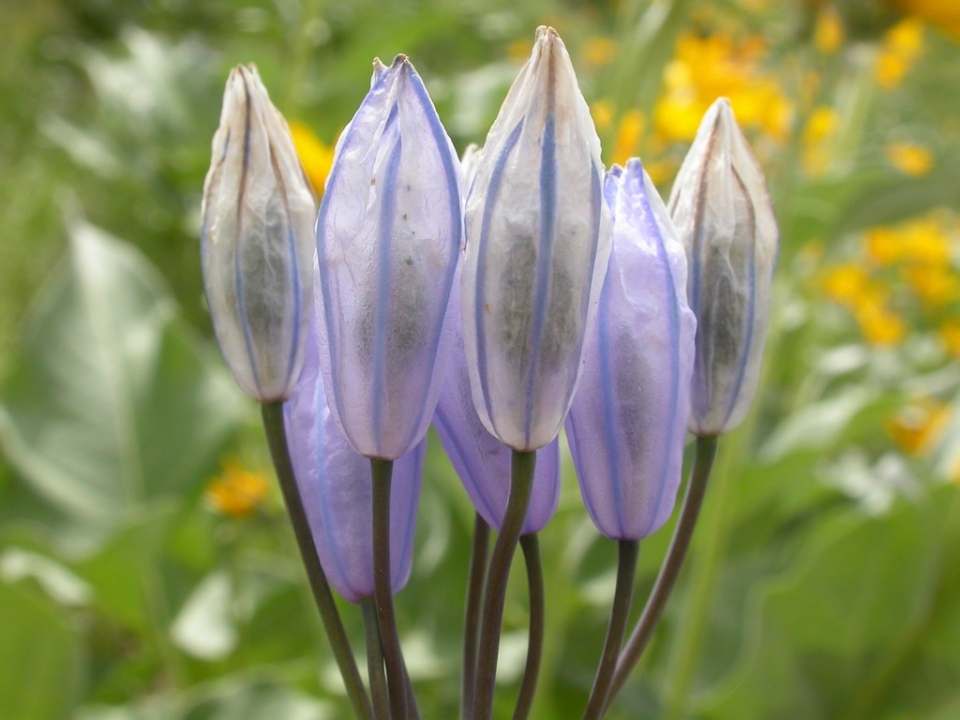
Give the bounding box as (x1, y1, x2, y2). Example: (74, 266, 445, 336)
(802, 106, 838, 175)
(886, 399, 951, 455)
(875, 18, 925, 89)
(815, 6, 845, 55)
(900, 217, 951, 266)
(591, 100, 615, 132)
(885, 142, 934, 176)
(864, 227, 904, 265)
(822, 263, 871, 306)
(288, 120, 334, 197)
(902, 264, 960, 307)
(583, 36, 618, 66)
(206, 459, 271, 518)
(939, 321, 960, 356)
(613, 109, 645, 166)
(508, 39, 533, 63)
(890, 0, 960, 40)
(855, 299, 907, 346)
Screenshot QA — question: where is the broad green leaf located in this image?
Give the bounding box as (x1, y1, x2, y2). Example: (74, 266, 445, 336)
(0, 581, 85, 720)
(0, 220, 248, 549)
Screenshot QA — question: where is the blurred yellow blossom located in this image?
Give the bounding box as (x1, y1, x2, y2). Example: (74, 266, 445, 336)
(583, 36, 618, 66)
(890, 0, 960, 40)
(653, 32, 792, 144)
(875, 18, 925, 89)
(508, 39, 533, 62)
(886, 399, 951, 455)
(613, 109, 645, 166)
(939, 321, 960, 356)
(822, 263, 871, 306)
(591, 100, 614, 131)
(885, 142, 934, 175)
(815, 6, 845, 55)
(902, 265, 960, 307)
(206, 459, 271, 518)
(855, 299, 907, 346)
(288, 120, 334, 197)
(802, 106, 839, 175)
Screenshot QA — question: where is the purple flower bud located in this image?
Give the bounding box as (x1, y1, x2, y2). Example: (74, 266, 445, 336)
(201, 64, 316, 402)
(668, 98, 778, 436)
(315, 56, 462, 460)
(285, 321, 423, 604)
(434, 276, 560, 535)
(566, 160, 696, 541)
(461, 26, 612, 452)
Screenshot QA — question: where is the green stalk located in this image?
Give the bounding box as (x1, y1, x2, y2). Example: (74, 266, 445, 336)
(582, 540, 640, 720)
(512, 534, 545, 720)
(261, 402, 373, 720)
(371, 458, 410, 720)
(362, 598, 391, 720)
(603, 436, 719, 713)
(462, 514, 490, 720)
(472, 450, 537, 720)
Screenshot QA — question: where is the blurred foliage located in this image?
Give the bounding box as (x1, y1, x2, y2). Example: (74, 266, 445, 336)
(1, 0, 960, 719)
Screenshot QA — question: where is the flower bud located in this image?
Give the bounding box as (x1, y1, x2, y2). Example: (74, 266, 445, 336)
(566, 161, 696, 540)
(201, 64, 316, 402)
(461, 26, 611, 452)
(285, 322, 423, 604)
(668, 98, 778, 436)
(315, 55, 462, 460)
(434, 277, 560, 535)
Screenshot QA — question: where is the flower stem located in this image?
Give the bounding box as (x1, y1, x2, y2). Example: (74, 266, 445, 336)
(261, 402, 373, 720)
(582, 539, 640, 720)
(362, 598, 391, 720)
(472, 450, 537, 720)
(461, 513, 490, 720)
(371, 457, 410, 720)
(512, 534, 545, 720)
(602, 435, 719, 713)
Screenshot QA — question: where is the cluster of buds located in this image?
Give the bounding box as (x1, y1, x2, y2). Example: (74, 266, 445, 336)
(200, 26, 776, 720)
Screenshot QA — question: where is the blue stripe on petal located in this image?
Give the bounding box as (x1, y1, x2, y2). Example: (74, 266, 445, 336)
(596, 268, 625, 536)
(523, 113, 557, 446)
(372, 135, 403, 450)
(475, 121, 524, 433)
(283, 222, 302, 391)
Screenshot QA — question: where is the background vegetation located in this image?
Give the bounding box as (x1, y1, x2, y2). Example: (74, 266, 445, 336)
(2, 0, 960, 718)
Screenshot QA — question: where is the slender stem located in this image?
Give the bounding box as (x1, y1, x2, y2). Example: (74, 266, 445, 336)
(362, 598, 391, 720)
(512, 534, 545, 720)
(603, 435, 719, 713)
(582, 540, 640, 720)
(261, 402, 373, 720)
(461, 514, 491, 720)
(472, 450, 537, 720)
(371, 458, 409, 720)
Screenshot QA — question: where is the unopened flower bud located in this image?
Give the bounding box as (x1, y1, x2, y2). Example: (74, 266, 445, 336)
(566, 160, 696, 540)
(315, 55, 462, 460)
(285, 323, 423, 603)
(201, 64, 316, 402)
(461, 26, 612, 452)
(668, 98, 778, 436)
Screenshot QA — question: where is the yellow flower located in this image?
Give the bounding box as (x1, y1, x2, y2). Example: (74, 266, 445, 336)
(886, 399, 951, 455)
(815, 6, 845, 55)
(508, 39, 533, 62)
(206, 459, 271, 518)
(885, 142, 933, 176)
(288, 120, 334, 197)
(875, 18, 925, 89)
(890, 0, 960, 40)
(613, 109, 645, 166)
(855, 299, 907, 346)
(591, 100, 615, 132)
(939, 320, 960, 356)
(822, 263, 870, 306)
(802, 106, 838, 175)
(902, 264, 960, 307)
(864, 227, 904, 265)
(900, 217, 951, 266)
(583, 36, 618, 66)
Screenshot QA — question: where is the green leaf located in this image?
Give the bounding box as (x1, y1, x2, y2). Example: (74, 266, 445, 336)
(0, 581, 85, 720)
(0, 220, 248, 550)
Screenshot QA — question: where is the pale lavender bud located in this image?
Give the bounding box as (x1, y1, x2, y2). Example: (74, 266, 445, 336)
(566, 160, 696, 541)
(434, 277, 560, 535)
(315, 55, 462, 460)
(668, 98, 778, 436)
(461, 26, 612, 452)
(284, 322, 423, 604)
(201, 64, 316, 402)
